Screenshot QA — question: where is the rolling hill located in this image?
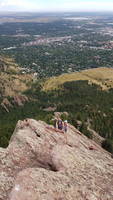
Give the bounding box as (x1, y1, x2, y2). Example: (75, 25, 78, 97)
(43, 67, 113, 91)
(0, 56, 35, 97)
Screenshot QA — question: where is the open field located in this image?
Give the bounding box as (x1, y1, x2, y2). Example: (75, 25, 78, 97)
(0, 56, 34, 97)
(0, 17, 58, 23)
(43, 67, 113, 90)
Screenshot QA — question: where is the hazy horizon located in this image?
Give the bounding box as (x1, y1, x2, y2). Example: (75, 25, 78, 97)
(0, 0, 113, 12)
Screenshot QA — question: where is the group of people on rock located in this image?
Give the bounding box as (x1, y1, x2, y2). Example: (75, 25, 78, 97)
(54, 118, 68, 133)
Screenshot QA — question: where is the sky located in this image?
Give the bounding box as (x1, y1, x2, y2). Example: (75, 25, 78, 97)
(0, 0, 113, 12)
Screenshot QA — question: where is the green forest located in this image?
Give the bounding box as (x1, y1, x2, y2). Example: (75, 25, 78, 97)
(0, 80, 113, 153)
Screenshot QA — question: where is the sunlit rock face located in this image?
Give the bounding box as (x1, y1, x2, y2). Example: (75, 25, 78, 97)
(0, 119, 113, 200)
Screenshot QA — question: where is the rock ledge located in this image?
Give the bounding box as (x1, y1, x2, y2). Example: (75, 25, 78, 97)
(0, 119, 113, 200)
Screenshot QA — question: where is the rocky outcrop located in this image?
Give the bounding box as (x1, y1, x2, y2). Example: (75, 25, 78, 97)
(1, 98, 13, 112)
(1, 95, 29, 112)
(12, 95, 29, 106)
(43, 106, 57, 112)
(0, 119, 113, 200)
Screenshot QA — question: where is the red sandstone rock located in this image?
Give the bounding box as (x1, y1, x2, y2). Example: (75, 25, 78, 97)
(0, 119, 113, 200)
(1, 95, 29, 112)
(13, 95, 29, 106)
(1, 98, 13, 112)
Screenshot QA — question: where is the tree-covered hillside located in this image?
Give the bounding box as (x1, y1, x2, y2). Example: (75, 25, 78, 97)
(0, 80, 113, 153)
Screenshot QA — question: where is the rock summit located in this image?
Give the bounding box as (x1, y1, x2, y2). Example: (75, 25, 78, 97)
(0, 119, 113, 200)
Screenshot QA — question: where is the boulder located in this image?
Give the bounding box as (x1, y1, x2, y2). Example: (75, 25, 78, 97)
(0, 119, 113, 200)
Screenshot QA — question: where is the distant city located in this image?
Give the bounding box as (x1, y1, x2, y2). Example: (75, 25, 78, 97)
(0, 12, 113, 77)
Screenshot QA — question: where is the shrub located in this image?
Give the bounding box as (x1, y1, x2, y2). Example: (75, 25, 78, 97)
(102, 139, 113, 153)
(0, 135, 9, 148)
(60, 113, 68, 121)
(79, 122, 93, 139)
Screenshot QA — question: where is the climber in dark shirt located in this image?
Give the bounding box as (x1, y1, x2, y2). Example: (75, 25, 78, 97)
(57, 119, 63, 130)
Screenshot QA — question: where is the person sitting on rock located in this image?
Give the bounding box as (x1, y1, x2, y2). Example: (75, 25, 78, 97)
(64, 120, 68, 133)
(57, 118, 63, 130)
